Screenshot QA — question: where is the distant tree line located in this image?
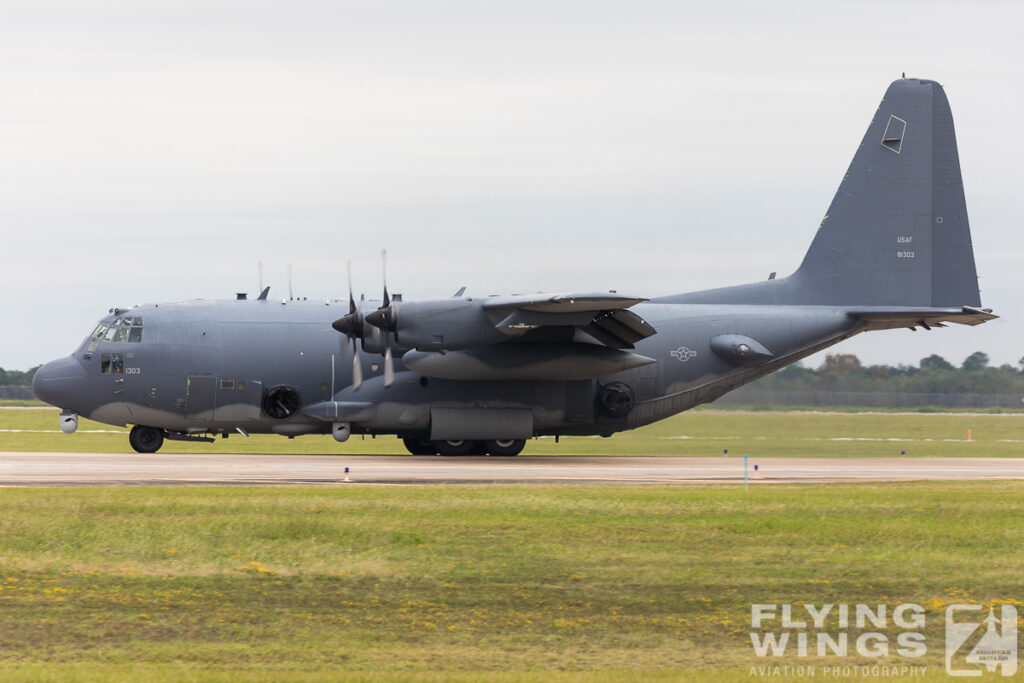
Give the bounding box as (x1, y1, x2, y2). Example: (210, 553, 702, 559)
(0, 366, 40, 387)
(755, 352, 1024, 395)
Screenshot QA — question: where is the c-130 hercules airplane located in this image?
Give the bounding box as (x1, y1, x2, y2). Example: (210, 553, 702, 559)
(34, 77, 995, 456)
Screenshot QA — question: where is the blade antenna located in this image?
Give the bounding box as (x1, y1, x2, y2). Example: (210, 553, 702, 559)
(381, 249, 390, 308)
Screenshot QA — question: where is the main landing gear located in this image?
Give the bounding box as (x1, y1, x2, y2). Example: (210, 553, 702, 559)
(129, 425, 165, 453)
(402, 438, 525, 457)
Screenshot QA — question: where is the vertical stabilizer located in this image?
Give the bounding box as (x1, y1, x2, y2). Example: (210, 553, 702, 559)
(793, 78, 981, 307)
(665, 78, 984, 310)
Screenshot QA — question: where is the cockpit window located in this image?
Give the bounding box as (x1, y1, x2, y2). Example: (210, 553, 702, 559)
(93, 317, 144, 343)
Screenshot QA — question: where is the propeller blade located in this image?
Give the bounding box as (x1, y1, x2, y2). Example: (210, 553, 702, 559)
(347, 260, 356, 315)
(352, 339, 363, 391)
(384, 345, 394, 387)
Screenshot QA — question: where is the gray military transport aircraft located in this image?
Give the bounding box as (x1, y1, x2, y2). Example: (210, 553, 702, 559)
(34, 77, 995, 456)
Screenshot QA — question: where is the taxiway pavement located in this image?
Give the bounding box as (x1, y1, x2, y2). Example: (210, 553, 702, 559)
(1, 452, 1022, 485)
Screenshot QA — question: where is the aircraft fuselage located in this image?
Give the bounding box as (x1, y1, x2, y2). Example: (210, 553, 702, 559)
(40, 297, 858, 441)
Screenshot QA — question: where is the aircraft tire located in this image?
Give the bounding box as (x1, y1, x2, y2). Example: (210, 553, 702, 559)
(435, 439, 478, 456)
(402, 438, 438, 456)
(484, 439, 525, 457)
(129, 425, 165, 454)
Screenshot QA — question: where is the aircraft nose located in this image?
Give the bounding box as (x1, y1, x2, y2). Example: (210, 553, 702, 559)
(33, 356, 89, 410)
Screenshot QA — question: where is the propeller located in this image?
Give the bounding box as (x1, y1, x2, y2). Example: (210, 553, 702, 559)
(331, 252, 397, 389)
(364, 249, 396, 387)
(332, 261, 364, 390)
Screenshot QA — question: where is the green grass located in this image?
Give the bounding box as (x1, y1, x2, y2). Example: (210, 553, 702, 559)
(701, 402, 1024, 414)
(2, 406, 1022, 457)
(0, 483, 1021, 681)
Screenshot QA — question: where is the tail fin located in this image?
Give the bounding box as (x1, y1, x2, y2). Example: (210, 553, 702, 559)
(792, 77, 981, 307)
(667, 78, 985, 311)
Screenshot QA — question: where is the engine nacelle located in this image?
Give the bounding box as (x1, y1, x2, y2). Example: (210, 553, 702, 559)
(391, 299, 508, 351)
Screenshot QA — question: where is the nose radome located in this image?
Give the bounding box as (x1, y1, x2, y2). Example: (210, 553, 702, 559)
(33, 356, 88, 410)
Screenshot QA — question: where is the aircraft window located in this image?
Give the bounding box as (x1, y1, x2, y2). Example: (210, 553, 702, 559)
(93, 317, 143, 343)
(220, 379, 235, 390)
(101, 353, 125, 374)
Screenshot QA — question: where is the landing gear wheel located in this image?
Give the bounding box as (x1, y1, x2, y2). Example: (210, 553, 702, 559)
(435, 439, 479, 456)
(129, 425, 165, 453)
(403, 437, 438, 455)
(485, 439, 525, 457)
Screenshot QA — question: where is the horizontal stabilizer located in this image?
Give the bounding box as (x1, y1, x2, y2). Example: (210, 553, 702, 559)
(848, 306, 997, 331)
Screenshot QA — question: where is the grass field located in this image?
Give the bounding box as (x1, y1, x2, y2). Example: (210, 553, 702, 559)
(2, 405, 1022, 457)
(2, 407, 1022, 680)
(0, 483, 1022, 681)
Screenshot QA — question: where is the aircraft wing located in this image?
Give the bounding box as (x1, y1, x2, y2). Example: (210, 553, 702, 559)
(482, 292, 656, 349)
(481, 292, 647, 313)
(847, 306, 998, 331)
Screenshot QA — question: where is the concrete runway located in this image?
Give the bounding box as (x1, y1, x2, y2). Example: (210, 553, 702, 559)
(1, 452, 1023, 485)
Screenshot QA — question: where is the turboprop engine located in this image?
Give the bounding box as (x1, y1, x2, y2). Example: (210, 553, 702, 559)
(365, 298, 510, 351)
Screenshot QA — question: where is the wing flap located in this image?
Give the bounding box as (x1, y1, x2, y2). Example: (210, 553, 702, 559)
(585, 309, 657, 348)
(485, 292, 656, 349)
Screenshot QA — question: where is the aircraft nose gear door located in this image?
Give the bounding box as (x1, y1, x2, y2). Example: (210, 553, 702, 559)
(184, 375, 218, 420)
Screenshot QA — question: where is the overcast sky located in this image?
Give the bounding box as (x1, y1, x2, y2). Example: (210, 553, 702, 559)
(1, 1, 1021, 372)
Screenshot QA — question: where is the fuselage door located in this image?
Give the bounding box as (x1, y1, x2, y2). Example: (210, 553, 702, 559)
(184, 375, 217, 420)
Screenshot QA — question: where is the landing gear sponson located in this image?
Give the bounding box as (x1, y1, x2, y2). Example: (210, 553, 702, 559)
(126, 425, 524, 457)
(416, 438, 526, 457)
